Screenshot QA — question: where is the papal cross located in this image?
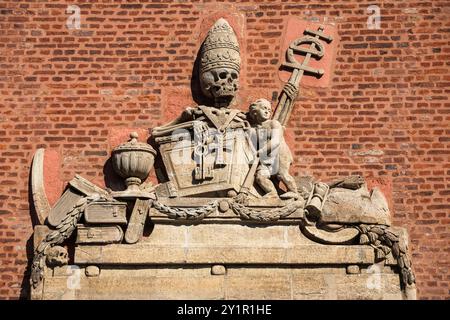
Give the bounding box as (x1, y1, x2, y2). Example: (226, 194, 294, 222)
(273, 25, 333, 126)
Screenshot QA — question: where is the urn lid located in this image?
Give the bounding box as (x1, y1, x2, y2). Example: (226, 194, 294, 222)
(112, 132, 156, 155)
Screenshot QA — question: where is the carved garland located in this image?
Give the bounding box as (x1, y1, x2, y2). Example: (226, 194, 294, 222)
(355, 224, 415, 288)
(152, 196, 303, 222)
(229, 200, 302, 222)
(152, 200, 219, 220)
(30, 195, 107, 289)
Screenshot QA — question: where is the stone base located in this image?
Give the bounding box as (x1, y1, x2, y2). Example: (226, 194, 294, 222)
(33, 223, 415, 300)
(40, 265, 406, 300)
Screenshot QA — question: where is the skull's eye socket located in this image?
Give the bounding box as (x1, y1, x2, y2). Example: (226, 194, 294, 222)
(219, 72, 227, 79)
(231, 72, 238, 79)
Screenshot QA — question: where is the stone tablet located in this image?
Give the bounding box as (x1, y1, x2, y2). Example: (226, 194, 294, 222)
(84, 202, 127, 225)
(76, 225, 124, 244)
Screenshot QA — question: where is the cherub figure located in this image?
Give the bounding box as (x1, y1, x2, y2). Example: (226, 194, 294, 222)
(248, 98, 298, 199)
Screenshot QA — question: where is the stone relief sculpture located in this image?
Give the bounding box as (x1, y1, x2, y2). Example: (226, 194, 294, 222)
(153, 19, 250, 195)
(29, 18, 416, 300)
(247, 98, 298, 199)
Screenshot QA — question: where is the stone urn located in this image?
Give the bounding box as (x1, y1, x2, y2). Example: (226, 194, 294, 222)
(112, 132, 156, 193)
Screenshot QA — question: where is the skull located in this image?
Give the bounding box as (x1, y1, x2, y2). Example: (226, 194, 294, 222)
(200, 67, 239, 104)
(46, 246, 69, 267)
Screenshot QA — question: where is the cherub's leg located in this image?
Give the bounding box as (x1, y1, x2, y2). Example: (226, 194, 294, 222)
(277, 166, 298, 199)
(255, 170, 278, 198)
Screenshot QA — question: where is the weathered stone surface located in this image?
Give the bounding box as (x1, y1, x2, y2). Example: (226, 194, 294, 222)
(85, 266, 100, 277)
(211, 265, 226, 275)
(124, 199, 151, 243)
(226, 273, 292, 299)
(33, 225, 50, 250)
(185, 224, 286, 246)
(37, 204, 410, 300)
(76, 225, 123, 244)
(52, 265, 71, 277)
(346, 265, 361, 274)
(75, 223, 402, 267)
(30, 148, 51, 224)
(38, 265, 404, 300)
(322, 186, 392, 225)
(88, 241, 359, 265)
(84, 201, 127, 225)
(141, 223, 186, 244)
(37, 221, 411, 300)
(301, 225, 360, 244)
(69, 175, 109, 197)
(47, 188, 84, 227)
(335, 269, 403, 300)
(43, 267, 226, 300)
(46, 246, 68, 267)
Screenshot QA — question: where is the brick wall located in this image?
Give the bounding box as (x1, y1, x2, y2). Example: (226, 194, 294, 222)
(0, 0, 448, 299)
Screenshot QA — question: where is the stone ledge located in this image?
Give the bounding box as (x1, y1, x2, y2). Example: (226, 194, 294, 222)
(74, 243, 388, 265)
(74, 222, 399, 266)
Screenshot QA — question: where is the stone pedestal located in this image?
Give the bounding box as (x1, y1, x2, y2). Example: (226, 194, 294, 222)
(34, 223, 414, 300)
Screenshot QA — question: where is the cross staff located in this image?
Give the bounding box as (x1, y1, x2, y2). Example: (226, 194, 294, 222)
(273, 26, 333, 126)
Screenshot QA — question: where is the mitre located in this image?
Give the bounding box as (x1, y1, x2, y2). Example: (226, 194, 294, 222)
(200, 18, 240, 74)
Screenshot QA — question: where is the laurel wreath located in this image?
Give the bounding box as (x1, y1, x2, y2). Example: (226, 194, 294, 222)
(152, 200, 219, 220)
(229, 200, 301, 222)
(152, 195, 303, 222)
(355, 224, 415, 288)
